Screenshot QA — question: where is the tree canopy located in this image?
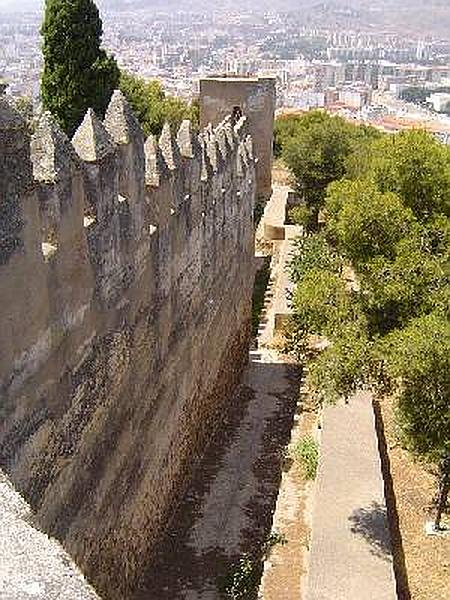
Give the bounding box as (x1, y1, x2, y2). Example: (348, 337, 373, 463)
(41, 0, 120, 135)
(275, 111, 381, 228)
(285, 119, 450, 475)
(119, 72, 199, 138)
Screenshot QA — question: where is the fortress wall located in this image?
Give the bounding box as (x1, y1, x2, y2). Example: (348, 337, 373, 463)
(0, 93, 256, 598)
(200, 76, 276, 200)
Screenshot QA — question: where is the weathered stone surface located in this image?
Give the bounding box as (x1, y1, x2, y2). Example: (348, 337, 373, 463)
(72, 109, 116, 163)
(0, 470, 99, 600)
(0, 91, 261, 599)
(103, 89, 144, 146)
(31, 112, 80, 183)
(200, 77, 276, 199)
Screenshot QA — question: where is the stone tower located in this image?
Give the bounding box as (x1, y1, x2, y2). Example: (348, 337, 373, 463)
(199, 76, 276, 200)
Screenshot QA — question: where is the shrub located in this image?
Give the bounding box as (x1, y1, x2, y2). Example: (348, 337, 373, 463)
(292, 437, 319, 480)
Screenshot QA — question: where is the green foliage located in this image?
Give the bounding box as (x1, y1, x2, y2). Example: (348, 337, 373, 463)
(359, 241, 447, 334)
(265, 530, 288, 551)
(276, 112, 382, 230)
(287, 205, 316, 230)
(290, 268, 356, 342)
(307, 324, 373, 404)
(286, 118, 450, 478)
(119, 71, 199, 137)
(369, 130, 450, 219)
(222, 554, 259, 600)
(325, 179, 416, 266)
(273, 114, 305, 158)
(41, 0, 120, 135)
(379, 313, 450, 462)
(283, 112, 354, 210)
(288, 233, 342, 284)
(292, 437, 319, 479)
(221, 531, 287, 599)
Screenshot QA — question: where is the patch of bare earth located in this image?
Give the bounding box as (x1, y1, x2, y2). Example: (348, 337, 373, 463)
(272, 160, 293, 187)
(378, 396, 450, 600)
(259, 381, 319, 600)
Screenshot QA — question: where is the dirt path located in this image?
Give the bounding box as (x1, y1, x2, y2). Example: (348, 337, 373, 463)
(134, 188, 301, 599)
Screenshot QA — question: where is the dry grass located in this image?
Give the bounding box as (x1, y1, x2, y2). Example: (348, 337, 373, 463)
(379, 396, 450, 600)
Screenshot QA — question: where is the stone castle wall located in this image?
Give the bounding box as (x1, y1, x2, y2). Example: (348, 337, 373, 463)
(200, 77, 276, 200)
(0, 92, 256, 598)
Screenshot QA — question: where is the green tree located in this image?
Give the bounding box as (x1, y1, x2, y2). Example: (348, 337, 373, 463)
(325, 179, 416, 266)
(307, 323, 372, 404)
(282, 112, 357, 225)
(273, 114, 305, 158)
(359, 243, 446, 334)
(369, 130, 450, 219)
(285, 120, 450, 527)
(290, 268, 358, 343)
(379, 313, 450, 463)
(119, 71, 199, 137)
(41, 0, 120, 136)
(288, 232, 342, 284)
(380, 312, 450, 530)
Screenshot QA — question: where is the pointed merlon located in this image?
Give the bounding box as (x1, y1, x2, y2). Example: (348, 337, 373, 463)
(31, 112, 79, 183)
(223, 120, 237, 151)
(216, 126, 233, 160)
(72, 108, 116, 163)
(234, 115, 248, 140)
(145, 134, 169, 187)
(205, 122, 214, 140)
(206, 133, 222, 173)
(104, 89, 144, 146)
(237, 143, 249, 177)
(177, 119, 200, 159)
(159, 122, 180, 170)
(245, 134, 254, 160)
(199, 133, 213, 181)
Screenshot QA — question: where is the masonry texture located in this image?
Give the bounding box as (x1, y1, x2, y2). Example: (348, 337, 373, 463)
(200, 77, 276, 200)
(0, 90, 258, 598)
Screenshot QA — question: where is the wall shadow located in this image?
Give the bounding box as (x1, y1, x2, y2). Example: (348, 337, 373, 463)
(372, 399, 411, 600)
(132, 360, 300, 600)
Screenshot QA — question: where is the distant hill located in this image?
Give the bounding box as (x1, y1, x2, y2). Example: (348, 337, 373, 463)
(2, 0, 450, 38)
(98, 0, 450, 36)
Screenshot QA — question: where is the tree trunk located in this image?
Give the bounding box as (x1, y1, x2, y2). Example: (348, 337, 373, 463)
(434, 456, 450, 531)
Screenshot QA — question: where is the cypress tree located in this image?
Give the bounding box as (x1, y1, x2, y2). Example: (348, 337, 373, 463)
(41, 0, 120, 136)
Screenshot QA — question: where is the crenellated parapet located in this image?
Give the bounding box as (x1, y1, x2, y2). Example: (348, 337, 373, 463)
(0, 91, 255, 354)
(0, 90, 257, 599)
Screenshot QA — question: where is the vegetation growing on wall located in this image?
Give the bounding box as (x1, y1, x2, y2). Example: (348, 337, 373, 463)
(281, 112, 450, 527)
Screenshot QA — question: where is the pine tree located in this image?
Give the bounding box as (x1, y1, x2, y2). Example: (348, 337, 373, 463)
(41, 0, 120, 136)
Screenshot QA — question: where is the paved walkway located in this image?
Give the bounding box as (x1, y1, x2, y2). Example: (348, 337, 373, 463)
(306, 393, 397, 600)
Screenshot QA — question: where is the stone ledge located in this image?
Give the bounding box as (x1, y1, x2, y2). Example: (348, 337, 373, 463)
(0, 470, 99, 600)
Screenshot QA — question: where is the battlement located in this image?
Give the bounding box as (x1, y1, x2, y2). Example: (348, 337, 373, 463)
(200, 76, 276, 200)
(0, 90, 258, 598)
(0, 92, 255, 383)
